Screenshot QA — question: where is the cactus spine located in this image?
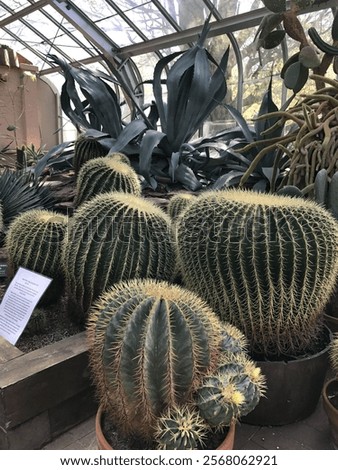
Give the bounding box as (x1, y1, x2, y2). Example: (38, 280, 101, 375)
(168, 193, 196, 221)
(330, 336, 338, 375)
(87, 279, 223, 439)
(155, 405, 207, 450)
(177, 189, 338, 356)
(73, 135, 106, 175)
(64, 192, 176, 322)
(74, 157, 141, 207)
(6, 209, 68, 303)
(196, 353, 265, 427)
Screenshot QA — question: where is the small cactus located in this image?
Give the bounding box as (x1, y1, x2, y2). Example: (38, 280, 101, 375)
(168, 193, 196, 221)
(6, 209, 68, 304)
(87, 279, 223, 438)
(64, 192, 176, 322)
(23, 308, 48, 335)
(73, 135, 106, 175)
(196, 353, 265, 427)
(74, 156, 141, 207)
(155, 405, 207, 450)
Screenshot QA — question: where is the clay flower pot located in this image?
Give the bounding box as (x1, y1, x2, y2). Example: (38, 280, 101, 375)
(95, 405, 236, 450)
(322, 378, 338, 449)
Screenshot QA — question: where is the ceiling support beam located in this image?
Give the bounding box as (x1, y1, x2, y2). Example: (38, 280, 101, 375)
(0, 0, 50, 28)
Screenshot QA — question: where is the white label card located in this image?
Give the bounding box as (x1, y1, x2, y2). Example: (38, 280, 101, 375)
(0, 267, 52, 345)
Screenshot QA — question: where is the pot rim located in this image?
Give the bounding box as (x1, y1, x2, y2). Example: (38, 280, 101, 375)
(95, 404, 236, 450)
(322, 378, 338, 413)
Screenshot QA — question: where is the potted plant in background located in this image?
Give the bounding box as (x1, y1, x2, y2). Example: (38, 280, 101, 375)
(87, 279, 265, 450)
(323, 335, 338, 449)
(176, 189, 338, 425)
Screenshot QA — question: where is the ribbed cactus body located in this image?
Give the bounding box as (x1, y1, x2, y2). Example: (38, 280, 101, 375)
(330, 337, 338, 375)
(87, 279, 223, 438)
(155, 406, 207, 450)
(196, 354, 265, 427)
(177, 189, 338, 356)
(168, 193, 196, 221)
(64, 192, 176, 322)
(74, 157, 141, 207)
(73, 136, 106, 175)
(6, 210, 68, 304)
(109, 152, 131, 166)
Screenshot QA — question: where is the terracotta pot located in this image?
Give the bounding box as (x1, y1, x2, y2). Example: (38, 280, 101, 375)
(95, 405, 236, 450)
(322, 378, 338, 450)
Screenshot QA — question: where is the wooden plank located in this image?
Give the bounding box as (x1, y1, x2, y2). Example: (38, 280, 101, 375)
(49, 388, 97, 438)
(0, 332, 91, 429)
(0, 337, 23, 364)
(0, 412, 50, 450)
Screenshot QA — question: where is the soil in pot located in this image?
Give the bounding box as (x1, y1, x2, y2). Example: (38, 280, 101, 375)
(96, 406, 234, 450)
(242, 326, 331, 426)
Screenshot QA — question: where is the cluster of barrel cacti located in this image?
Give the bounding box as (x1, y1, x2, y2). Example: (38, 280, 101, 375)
(87, 278, 265, 449)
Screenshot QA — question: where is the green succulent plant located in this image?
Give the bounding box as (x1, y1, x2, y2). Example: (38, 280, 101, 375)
(23, 308, 48, 336)
(176, 189, 338, 356)
(196, 352, 265, 428)
(64, 192, 176, 322)
(73, 134, 107, 175)
(167, 193, 196, 221)
(87, 278, 264, 447)
(6, 209, 68, 304)
(87, 279, 223, 439)
(74, 156, 141, 207)
(155, 405, 207, 450)
(330, 336, 338, 376)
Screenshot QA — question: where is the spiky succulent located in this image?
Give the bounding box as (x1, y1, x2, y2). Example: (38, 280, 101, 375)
(6, 209, 68, 304)
(73, 135, 106, 175)
(64, 192, 176, 322)
(87, 279, 223, 439)
(108, 152, 131, 166)
(196, 353, 265, 427)
(74, 156, 141, 207)
(330, 336, 338, 376)
(155, 405, 207, 450)
(177, 189, 338, 356)
(23, 308, 48, 336)
(168, 193, 196, 221)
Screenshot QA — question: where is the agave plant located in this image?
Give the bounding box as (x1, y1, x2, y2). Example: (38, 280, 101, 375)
(48, 17, 230, 191)
(0, 169, 54, 227)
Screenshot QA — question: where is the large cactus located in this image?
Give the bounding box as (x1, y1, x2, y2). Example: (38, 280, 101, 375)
(64, 192, 176, 322)
(73, 135, 106, 175)
(87, 279, 223, 439)
(74, 156, 141, 207)
(177, 189, 338, 356)
(6, 209, 68, 304)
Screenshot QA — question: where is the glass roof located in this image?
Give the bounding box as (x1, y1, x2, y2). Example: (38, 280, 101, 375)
(0, 0, 335, 114)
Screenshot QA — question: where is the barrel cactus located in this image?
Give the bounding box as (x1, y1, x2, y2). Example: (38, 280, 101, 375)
(176, 189, 338, 356)
(168, 193, 196, 221)
(87, 278, 265, 447)
(196, 353, 265, 428)
(74, 156, 141, 207)
(73, 135, 106, 175)
(331, 336, 338, 375)
(87, 279, 223, 439)
(6, 209, 68, 304)
(108, 152, 131, 166)
(155, 405, 207, 450)
(64, 192, 176, 322)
